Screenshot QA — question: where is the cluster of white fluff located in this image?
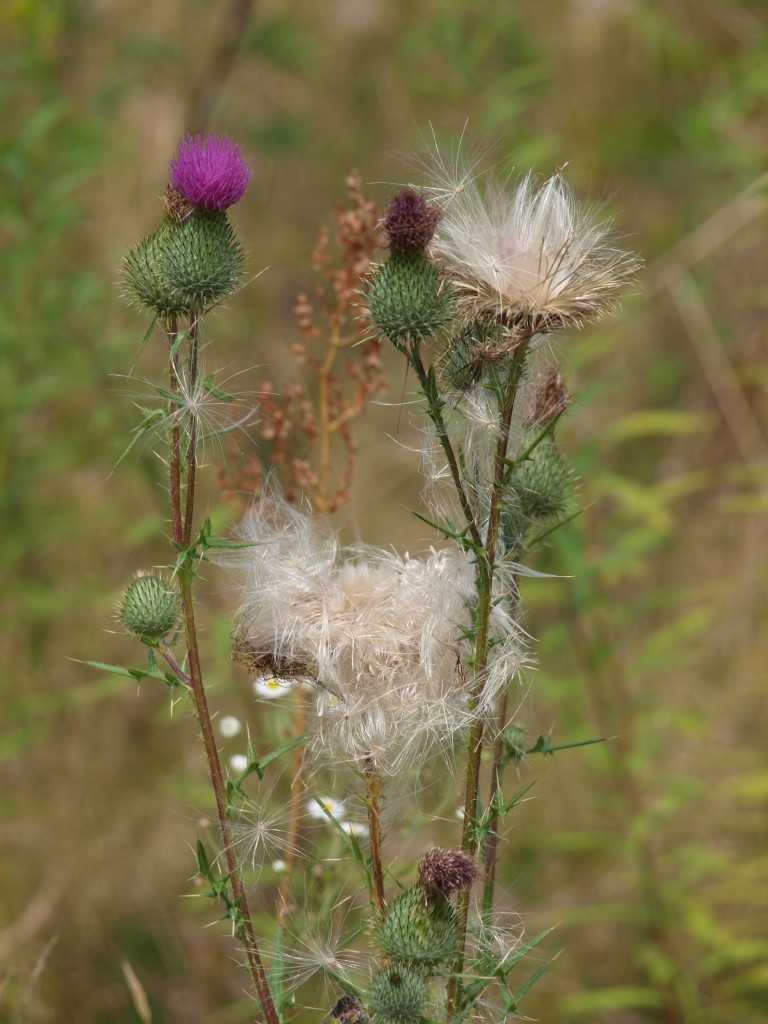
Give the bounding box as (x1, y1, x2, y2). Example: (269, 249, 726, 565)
(228, 497, 526, 776)
(427, 166, 640, 335)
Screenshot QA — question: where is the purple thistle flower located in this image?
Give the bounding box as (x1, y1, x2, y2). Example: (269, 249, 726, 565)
(169, 133, 252, 212)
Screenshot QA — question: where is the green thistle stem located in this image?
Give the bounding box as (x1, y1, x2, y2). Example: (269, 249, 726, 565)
(448, 340, 530, 1018)
(167, 321, 279, 1024)
(407, 340, 482, 549)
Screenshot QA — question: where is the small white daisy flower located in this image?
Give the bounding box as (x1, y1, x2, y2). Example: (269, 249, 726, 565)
(253, 676, 293, 699)
(229, 753, 249, 774)
(307, 796, 346, 821)
(217, 715, 242, 738)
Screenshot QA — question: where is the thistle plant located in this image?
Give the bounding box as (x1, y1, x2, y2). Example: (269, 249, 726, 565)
(98, 133, 638, 1022)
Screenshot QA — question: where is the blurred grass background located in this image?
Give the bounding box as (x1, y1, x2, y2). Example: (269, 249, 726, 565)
(2, 0, 768, 1021)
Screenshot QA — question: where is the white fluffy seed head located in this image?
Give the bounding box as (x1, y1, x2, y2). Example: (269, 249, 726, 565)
(427, 164, 641, 337)
(227, 496, 527, 776)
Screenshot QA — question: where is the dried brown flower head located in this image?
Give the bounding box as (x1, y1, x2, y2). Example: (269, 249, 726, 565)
(418, 846, 478, 896)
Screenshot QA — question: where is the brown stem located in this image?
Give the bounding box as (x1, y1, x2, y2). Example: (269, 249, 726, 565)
(160, 648, 192, 688)
(364, 762, 386, 912)
(178, 579, 279, 1024)
(167, 323, 279, 1024)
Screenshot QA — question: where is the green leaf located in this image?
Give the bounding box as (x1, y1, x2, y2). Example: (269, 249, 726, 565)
(81, 659, 167, 684)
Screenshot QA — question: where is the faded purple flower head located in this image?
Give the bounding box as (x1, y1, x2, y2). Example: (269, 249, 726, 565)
(384, 186, 441, 252)
(169, 133, 252, 212)
(418, 846, 477, 897)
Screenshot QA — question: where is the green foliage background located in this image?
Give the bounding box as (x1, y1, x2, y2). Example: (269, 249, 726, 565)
(2, 1, 767, 1021)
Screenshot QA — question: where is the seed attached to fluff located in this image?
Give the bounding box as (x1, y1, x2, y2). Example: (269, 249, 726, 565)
(418, 846, 478, 897)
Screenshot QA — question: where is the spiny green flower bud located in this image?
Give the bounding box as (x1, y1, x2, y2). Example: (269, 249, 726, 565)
(367, 965, 427, 1024)
(366, 252, 451, 345)
(376, 885, 457, 968)
(123, 209, 244, 317)
(512, 437, 574, 522)
(119, 572, 180, 640)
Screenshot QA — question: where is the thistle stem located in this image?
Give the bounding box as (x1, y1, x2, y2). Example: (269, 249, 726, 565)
(481, 691, 508, 915)
(407, 343, 482, 549)
(448, 343, 529, 1017)
(166, 324, 279, 1024)
(364, 761, 387, 912)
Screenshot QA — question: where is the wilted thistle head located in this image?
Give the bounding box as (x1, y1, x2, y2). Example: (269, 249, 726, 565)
(169, 132, 252, 212)
(383, 187, 442, 253)
(526, 366, 571, 425)
(418, 846, 477, 897)
(428, 163, 640, 340)
(119, 572, 180, 640)
(225, 495, 525, 775)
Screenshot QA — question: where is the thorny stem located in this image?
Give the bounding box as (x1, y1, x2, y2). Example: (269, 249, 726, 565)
(448, 342, 530, 1017)
(167, 324, 279, 1024)
(483, 576, 521, 914)
(160, 648, 192, 688)
(363, 761, 387, 912)
(407, 342, 482, 549)
(167, 318, 183, 546)
(482, 692, 508, 915)
(182, 313, 200, 547)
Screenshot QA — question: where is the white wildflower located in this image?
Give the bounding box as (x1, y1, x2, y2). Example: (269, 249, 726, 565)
(307, 796, 346, 821)
(227, 497, 527, 776)
(253, 675, 294, 699)
(217, 714, 242, 738)
(427, 163, 640, 339)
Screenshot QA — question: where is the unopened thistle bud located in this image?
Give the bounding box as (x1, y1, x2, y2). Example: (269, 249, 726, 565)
(123, 208, 244, 317)
(418, 847, 477, 897)
(367, 965, 427, 1024)
(119, 572, 180, 640)
(375, 885, 457, 968)
(383, 187, 441, 253)
(366, 252, 451, 345)
(512, 437, 575, 522)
